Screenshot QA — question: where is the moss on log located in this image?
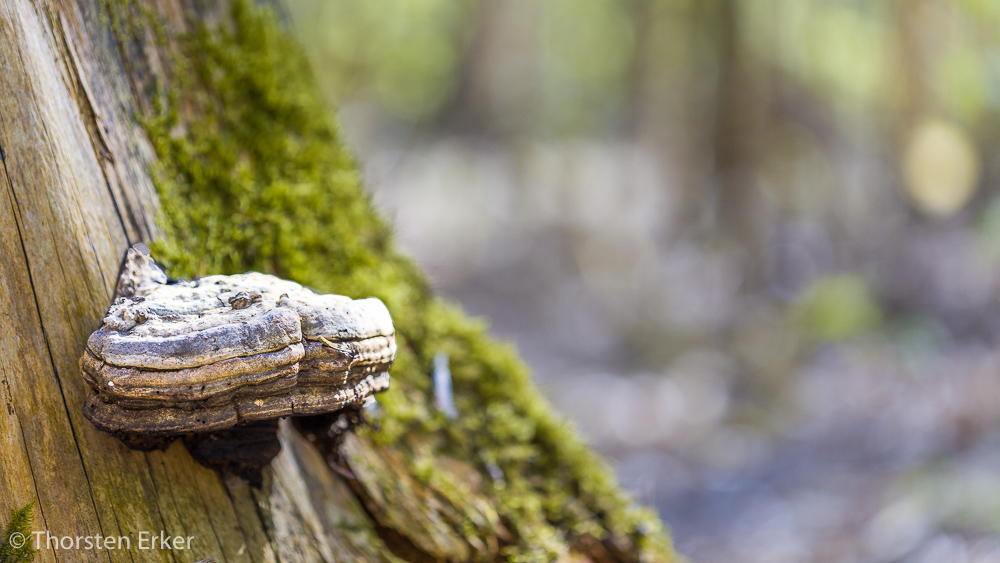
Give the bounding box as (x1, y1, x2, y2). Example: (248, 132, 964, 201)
(0, 0, 682, 561)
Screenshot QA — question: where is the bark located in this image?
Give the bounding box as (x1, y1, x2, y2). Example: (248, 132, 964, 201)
(0, 2, 396, 561)
(0, 1, 682, 562)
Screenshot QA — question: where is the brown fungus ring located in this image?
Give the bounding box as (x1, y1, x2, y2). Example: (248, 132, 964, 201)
(80, 245, 396, 484)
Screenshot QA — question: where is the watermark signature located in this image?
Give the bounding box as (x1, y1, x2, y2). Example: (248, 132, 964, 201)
(6, 530, 195, 551)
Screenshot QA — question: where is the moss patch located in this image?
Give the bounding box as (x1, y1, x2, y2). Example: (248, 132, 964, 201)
(0, 503, 36, 563)
(141, 1, 679, 561)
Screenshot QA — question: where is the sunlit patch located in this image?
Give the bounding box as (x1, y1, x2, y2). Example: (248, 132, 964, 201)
(902, 119, 980, 217)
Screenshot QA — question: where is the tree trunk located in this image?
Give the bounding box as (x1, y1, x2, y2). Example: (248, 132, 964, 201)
(0, 2, 390, 561)
(0, 2, 682, 562)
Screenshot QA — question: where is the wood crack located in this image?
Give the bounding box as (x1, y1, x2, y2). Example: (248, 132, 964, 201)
(219, 479, 264, 563)
(0, 118, 53, 559)
(53, 8, 137, 247)
(1, 139, 113, 558)
(142, 455, 180, 563)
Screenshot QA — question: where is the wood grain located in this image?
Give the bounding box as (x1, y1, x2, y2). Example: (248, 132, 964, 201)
(0, 1, 392, 561)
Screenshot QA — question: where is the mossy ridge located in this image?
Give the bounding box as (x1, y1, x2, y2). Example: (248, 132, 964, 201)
(140, 1, 679, 561)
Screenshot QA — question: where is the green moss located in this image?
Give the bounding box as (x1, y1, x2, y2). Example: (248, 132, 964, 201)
(139, 1, 679, 561)
(793, 273, 882, 342)
(0, 503, 36, 563)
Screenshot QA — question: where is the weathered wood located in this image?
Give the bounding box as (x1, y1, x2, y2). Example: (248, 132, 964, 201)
(0, 1, 393, 561)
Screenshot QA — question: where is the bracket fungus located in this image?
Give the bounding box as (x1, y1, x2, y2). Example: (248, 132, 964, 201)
(81, 245, 396, 482)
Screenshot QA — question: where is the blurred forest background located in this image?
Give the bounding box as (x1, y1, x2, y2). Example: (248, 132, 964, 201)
(287, 1, 1000, 561)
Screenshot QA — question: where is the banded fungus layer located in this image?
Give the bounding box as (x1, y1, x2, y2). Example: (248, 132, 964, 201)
(80, 246, 396, 480)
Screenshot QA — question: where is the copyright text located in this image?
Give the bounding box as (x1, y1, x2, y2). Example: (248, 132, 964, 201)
(5, 530, 195, 551)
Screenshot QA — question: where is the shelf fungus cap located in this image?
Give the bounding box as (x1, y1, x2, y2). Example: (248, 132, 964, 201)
(81, 245, 396, 445)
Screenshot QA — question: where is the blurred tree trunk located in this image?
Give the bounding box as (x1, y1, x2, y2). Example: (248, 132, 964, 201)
(894, 0, 930, 137)
(711, 0, 749, 234)
(709, 0, 770, 260)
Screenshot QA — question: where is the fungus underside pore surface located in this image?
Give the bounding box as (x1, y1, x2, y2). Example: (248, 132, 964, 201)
(136, 1, 679, 561)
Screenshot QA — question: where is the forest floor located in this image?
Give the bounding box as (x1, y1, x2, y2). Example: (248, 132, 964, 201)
(345, 119, 1000, 563)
